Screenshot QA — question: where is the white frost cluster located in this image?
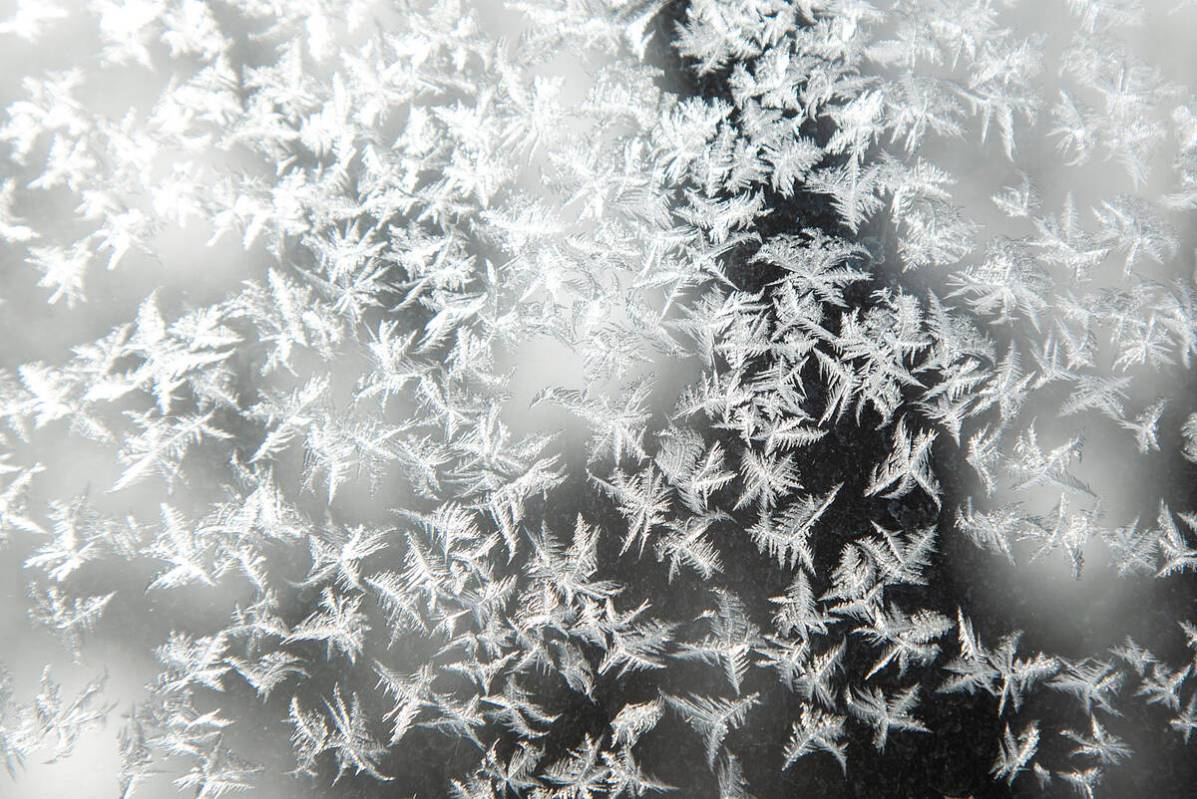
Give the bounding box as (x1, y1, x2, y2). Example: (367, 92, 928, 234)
(0, 1, 1196, 797)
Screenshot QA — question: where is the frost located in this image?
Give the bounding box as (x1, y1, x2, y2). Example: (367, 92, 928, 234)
(0, 0, 1195, 797)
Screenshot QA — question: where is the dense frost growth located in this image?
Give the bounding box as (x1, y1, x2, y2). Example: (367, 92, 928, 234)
(0, 0, 1196, 797)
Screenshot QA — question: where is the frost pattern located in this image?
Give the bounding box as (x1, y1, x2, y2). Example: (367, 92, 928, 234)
(0, 0, 1196, 797)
